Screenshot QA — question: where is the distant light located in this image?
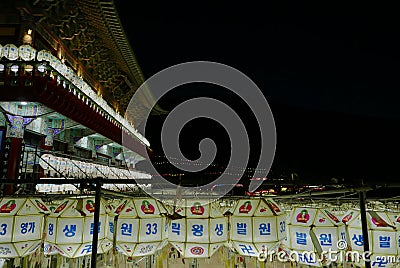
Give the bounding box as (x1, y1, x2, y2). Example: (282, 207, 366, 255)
(20, 102, 28, 105)
(22, 34, 32, 45)
(250, 177, 268, 181)
(0, 64, 4, 72)
(25, 64, 33, 73)
(10, 65, 19, 73)
(37, 64, 46, 73)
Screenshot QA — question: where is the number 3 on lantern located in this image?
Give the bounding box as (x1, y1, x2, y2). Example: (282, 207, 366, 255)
(145, 223, 158, 235)
(0, 224, 7, 235)
(279, 221, 285, 233)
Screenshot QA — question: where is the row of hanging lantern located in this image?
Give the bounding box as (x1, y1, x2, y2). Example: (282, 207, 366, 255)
(39, 154, 147, 179)
(43, 197, 171, 260)
(0, 197, 165, 260)
(36, 183, 146, 195)
(0, 197, 286, 260)
(282, 206, 400, 267)
(0, 43, 149, 146)
(3, 197, 400, 267)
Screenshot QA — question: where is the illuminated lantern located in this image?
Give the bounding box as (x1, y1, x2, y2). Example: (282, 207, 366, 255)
(168, 199, 228, 258)
(388, 210, 400, 267)
(283, 206, 346, 267)
(114, 198, 169, 257)
(2, 44, 18, 60)
(229, 198, 286, 259)
(0, 198, 49, 258)
(45, 197, 112, 258)
(342, 209, 397, 267)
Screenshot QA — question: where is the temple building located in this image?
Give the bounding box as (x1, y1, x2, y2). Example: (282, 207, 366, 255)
(0, 0, 166, 195)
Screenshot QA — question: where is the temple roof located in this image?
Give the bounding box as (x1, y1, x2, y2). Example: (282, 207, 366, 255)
(2, 0, 166, 127)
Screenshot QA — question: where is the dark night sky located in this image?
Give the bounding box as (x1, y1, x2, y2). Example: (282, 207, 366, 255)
(114, 1, 400, 186)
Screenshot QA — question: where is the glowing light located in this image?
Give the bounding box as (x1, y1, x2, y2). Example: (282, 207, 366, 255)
(10, 64, 19, 73)
(37, 64, 46, 73)
(25, 64, 33, 72)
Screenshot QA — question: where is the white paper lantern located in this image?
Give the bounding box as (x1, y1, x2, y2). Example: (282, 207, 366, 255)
(168, 199, 228, 258)
(113, 197, 169, 257)
(229, 198, 286, 258)
(2, 44, 18, 60)
(45, 197, 112, 258)
(342, 209, 397, 267)
(18, 44, 36, 61)
(0, 198, 49, 258)
(387, 210, 400, 266)
(283, 206, 346, 267)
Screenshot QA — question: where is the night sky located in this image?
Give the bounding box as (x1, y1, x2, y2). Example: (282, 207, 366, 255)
(114, 1, 400, 187)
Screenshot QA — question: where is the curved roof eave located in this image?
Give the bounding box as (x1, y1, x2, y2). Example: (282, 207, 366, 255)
(77, 0, 167, 115)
